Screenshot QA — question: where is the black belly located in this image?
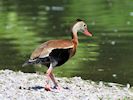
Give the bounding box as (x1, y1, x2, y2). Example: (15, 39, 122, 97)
(39, 48, 71, 67)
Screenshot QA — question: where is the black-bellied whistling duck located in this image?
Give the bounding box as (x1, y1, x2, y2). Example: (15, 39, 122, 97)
(22, 19, 92, 91)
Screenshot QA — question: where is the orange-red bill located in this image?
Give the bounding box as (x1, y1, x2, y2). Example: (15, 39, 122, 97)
(84, 28, 92, 36)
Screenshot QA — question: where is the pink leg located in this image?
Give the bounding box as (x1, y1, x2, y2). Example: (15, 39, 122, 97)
(44, 64, 61, 91)
(50, 73, 60, 89)
(44, 66, 53, 91)
(50, 72, 58, 86)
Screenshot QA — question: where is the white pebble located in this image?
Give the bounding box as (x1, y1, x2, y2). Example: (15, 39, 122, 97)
(126, 83, 130, 89)
(111, 41, 116, 45)
(112, 74, 117, 78)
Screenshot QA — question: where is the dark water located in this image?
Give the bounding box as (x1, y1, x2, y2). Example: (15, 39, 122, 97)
(0, 0, 133, 85)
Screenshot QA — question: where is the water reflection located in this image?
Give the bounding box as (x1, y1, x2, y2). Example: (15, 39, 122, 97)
(0, 0, 133, 85)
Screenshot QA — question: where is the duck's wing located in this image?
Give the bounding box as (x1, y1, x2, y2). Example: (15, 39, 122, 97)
(30, 40, 74, 60)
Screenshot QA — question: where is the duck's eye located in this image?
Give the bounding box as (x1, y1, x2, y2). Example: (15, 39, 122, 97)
(84, 24, 86, 27)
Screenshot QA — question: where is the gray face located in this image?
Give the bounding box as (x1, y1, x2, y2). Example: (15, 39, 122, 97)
(72, 21, 88, 33)
(78, 22, 87, 33)
(74, 21, 92, 37)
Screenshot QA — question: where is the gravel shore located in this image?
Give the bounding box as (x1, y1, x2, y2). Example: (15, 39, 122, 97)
(0, 70, 133, 100)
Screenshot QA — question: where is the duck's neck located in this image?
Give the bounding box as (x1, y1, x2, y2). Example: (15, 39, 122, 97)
(71, 23, 79, 46)
(71, 32, 78, 46)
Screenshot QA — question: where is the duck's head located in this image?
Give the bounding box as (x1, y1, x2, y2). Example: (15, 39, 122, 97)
(72, 19, 92, 36)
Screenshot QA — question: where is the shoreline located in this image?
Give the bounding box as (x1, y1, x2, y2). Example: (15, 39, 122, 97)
(0, 69, 133, 100)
